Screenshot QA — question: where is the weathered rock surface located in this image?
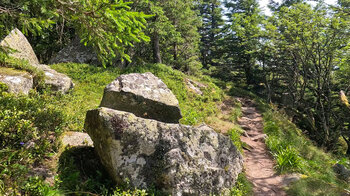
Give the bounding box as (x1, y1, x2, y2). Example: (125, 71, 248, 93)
(0, 67, 33, 94)
(35, 64, 74, 93)
(49, 37, 100, 65)
(100, 72, 182, 123)
(61, 132, 93, 147)
(0, 29, 74, 93)
(185, 78, 206, 95)
(85, 107, 243, 195)
(333, 163, 350, 181)
(0, 28, 40, 65)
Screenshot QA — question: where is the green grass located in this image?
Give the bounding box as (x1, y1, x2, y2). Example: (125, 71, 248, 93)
(263, 109, 350, 195)
(50, 63, 224, 131)
(230, 173, 254, 196)
(1, 62, 249, 195)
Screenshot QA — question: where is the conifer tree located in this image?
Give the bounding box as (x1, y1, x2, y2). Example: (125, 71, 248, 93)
(220, 0, 263, 85)
(198, 0, 225, 69)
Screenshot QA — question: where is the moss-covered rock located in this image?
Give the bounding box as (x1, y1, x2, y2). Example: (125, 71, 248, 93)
(85, 107, 243, 195)
(1, 29, 74, 93)
(0, 67, 33, 94)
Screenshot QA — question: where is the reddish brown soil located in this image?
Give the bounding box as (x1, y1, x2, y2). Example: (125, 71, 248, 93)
(238, 98, 287, 196)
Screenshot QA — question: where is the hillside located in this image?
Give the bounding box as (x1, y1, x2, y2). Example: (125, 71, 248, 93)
(2, 0, 350, 194)
(1, 62, 251, 195)
(1, 61, 350, 195)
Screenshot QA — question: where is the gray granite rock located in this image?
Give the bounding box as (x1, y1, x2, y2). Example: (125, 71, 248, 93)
(0, 28, 39, 65)
(1, 29, 74, 93)
(185, 78, 206, 95)
(0, 67, 33, 94)
(85, 107, 243, 195)
(333, 163, 350, 182)
(49, 37, 100, 65)
(100, 72, 182, 123)
(61, 132, 93, 147)
(35, 64, 74, 93)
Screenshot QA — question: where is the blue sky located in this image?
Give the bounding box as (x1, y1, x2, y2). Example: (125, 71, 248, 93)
(259, 0, 338, 15)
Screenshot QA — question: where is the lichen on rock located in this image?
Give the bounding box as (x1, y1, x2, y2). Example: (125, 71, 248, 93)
(100, 72, 182, 123)
(0, 28, 74, 94)
(85, 107, 243, 195)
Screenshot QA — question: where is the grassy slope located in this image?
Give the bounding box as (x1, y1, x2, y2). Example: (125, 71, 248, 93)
(51, 63, 225, 131)
(25, 63, 248, 195)
(229, 88, 350, 196)
(3, 61, 349, 195)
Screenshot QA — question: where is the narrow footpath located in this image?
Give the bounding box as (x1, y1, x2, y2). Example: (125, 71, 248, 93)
(237, 98, 287, 196)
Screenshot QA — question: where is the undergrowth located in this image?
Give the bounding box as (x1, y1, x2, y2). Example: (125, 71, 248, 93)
(263, 109, 350, 195)
(1, 63, 248, 195)
(0, 83, 66, 195)
(51, 63, 224, 131)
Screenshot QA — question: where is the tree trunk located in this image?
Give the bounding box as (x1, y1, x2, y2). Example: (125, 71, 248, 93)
(153, 31, 162, 64)
(173, 42, 177, 61)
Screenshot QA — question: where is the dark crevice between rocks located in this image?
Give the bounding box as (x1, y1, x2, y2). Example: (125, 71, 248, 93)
(100, 90, 182, 123)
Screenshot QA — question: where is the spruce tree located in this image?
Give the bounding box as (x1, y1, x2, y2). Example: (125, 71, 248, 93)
(198, 0, 225, 69)
(220, 0, 263, 85)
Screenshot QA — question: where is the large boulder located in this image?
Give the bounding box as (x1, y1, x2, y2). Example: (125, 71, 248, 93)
(85, 107, 243, 195)
(0, 29, 74, 93)
(35, 64, 74, 93)
(100, 72, 182, 123)
(49, 37, 100, 65)
(0, 67, 33, 94)
(0, 28, 39, 65)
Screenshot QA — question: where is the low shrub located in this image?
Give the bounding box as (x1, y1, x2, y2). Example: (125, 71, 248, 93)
(0, 90, 66, 194)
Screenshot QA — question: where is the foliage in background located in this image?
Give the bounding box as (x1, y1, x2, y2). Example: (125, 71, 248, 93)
(0, 0, 150, 65)
(130, 0, 202, 73)
(197, 0, 225, 69)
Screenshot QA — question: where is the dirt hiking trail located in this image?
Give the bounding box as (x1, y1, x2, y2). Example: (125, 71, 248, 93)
(237, 98, 287, 196)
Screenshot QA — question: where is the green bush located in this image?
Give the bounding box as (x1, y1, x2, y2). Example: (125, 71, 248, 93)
(0, 90, 66, 194)
(230, 173, 253, 196)
(261, 109, 350, 195)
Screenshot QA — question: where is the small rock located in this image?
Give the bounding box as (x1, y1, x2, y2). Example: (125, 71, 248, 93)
(35, 64, 74, 93)
(282, 173, 302, 186)
(185, 78, 206, 95)
(62, 132, 93, 147)
(333, 163, 350, 182)
(100, 72, 182, 123)
(251, 134, 268, 142)
(0, 67, 33, 94)
(0, 28, 39, 65)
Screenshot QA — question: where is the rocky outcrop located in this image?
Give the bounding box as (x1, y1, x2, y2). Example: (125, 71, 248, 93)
(100, 72, 182, 123)
(49, 37, 100, 65)
(85, 107, 243, 195)
(0, 29, 40, 65)
(333, 163, 350, 182)
(0, 29, 74, 93)
(0, 67, 33, 94)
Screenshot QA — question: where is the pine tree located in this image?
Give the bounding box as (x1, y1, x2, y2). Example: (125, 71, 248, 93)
(198, 0, 225, 69)
(131, 0, 202, 72)
(220, 0, 263, 85)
